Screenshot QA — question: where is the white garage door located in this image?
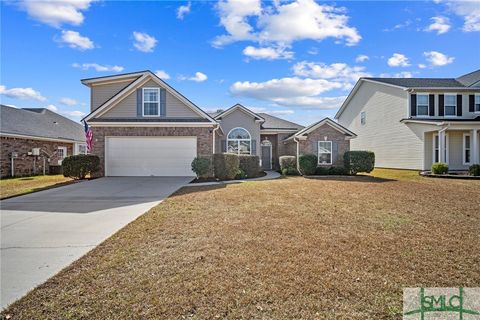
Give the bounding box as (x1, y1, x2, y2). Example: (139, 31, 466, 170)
(105, 137, 197, 176)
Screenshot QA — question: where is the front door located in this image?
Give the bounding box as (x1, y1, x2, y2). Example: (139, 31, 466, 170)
(261, 145, 272, 170)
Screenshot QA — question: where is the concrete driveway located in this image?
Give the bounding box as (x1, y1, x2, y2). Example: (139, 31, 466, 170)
(0, 176, 192, 309)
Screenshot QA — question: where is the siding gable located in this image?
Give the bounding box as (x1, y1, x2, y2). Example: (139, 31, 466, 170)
(91, 78, 137, 111)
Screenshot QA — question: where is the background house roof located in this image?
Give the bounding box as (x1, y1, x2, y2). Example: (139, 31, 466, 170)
(257, 113, 304, 130)
(0, 105, 85, 142)
(456, 70, 480, 87)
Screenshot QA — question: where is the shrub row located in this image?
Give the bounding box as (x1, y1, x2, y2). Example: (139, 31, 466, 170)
(431, 163, 480, 176)
(192, 154, 260, 180)
(279, 156, 299, 176)
(293, 151, 375, 176)
(62, 154, 100, 180)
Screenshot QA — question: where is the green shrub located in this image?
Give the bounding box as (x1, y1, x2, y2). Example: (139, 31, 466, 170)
(238, 155, 260, 178)
(62, 154, 100, 180)
(279, 156, 296, 171)
(235, 168, 247, 179)
(282, 167, 300, 176)
(431, 162, 448, 174)
(213, 153, 239, 180)
(191, 157, 212, 178)
(299, 154, 317, 175)
(469, 164, 480, 176)
(329, 166, 349, 175)
(344, 151, 375, 175)
(315, 166, 329, 175)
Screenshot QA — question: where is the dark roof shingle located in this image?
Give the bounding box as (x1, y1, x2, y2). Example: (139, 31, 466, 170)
(257, 113, 304, 130)
(365, 78, 464, 88)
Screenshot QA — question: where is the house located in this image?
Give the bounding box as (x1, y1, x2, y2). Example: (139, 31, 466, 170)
(81, 70, 355, 176)
(0, 105, 86, 177)
(335, 70, 480, 171)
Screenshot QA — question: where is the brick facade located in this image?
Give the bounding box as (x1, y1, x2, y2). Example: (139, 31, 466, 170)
(90, 126, 213, 176)
(1, 136, 73, 177)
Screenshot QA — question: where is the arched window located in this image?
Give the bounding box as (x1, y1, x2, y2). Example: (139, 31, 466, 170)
(227, 127, 251, 155)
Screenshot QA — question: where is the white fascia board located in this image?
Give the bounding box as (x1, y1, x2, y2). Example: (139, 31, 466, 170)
(81, 72, 146, 86)
(88, 122, 216, 127)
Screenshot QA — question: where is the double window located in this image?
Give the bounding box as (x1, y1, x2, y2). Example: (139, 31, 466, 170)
(143, 88, 160, 116)
(227, 127, 251, 155)
(463, 134, 471, 165)
(444, 94, 457, 116)
(318, 141, 332, 165)
(416, 94, 429, 116)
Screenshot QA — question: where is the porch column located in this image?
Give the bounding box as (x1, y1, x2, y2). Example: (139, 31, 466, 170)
(473, 128, 479, 164)
(439, 130, 446, 163)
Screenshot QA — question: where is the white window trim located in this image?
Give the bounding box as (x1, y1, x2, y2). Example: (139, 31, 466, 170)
(463, 133, 472, 165)
(416, 93, 430, 117)
(142, 87, 160, 117)
(432, 133, 449, 164)
(57, 146, 67, 165)
(444, 93, 457, 117)
(360, 111, 366, 125)
(74, 143, 87, 155)
(318, 141, 333, 165)
(475, 94, 480, 114)
(227, 127, 251, 155)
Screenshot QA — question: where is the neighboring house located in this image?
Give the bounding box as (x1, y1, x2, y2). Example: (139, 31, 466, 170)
(335, 70, 480, 171)
(0, 105, 86, 177)
(81, 70, 355, 176)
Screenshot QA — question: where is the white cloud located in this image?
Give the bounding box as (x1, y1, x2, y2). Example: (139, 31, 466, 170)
(132, 31, 157, 52)
(19, 0, 95, 28)
(425, 16, 451, 34)
(442, 0, 480, 32)
(247, 107, 295, 116)
(177, 2, 191, 20)
(379, 71, 415, 78)
(46, 104, 58, 112)
(59, 97, 77, 106)
(292, 61, 370, 85)
(383, 19, 413, 32)
(155, 70, 170, 79)
(59, 30, 94, 50)
(387, 53, 410, 67)
(0, 85, 46, 101)
(243, 45, 293, 60)
(355, 54, 369, 63)
(423, 51, 455, 66)
(213, 0, 360, 48)
(179, 72, 208, 82)
(418, 63, 427, 69)
(45, 104, 86, 120)
(72, 63, 124, 72)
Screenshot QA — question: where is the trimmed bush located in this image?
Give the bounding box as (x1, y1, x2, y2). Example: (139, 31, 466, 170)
(431, 162, 448, 174)
(282, 167, 300, 176)
(238, 155, 260, 178)
(299, 154, 318, 175)
(344, 151, 375, 175)
(235, 168, 247, 179)
(62, 154, 100, 180)
(469, 164, 480, 176)
(213, 153, 239, 180)
(191, 157, 212, 178)
(315, 166, 349, 176)
(315, 166, 329, 175)
(279, 156, 297, 171)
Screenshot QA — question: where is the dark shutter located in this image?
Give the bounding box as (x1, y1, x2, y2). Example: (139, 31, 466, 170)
(410, 94, 417, 117)
(160, 88, 166, 117)
(429, 94, 435, 116)
(457, 94, 462, 116)
(438, 94, 444, 116)
(469, 95, 475, 112)
(251, 140, 256, 155)
(136, 89, 142, 117)
(221, 140, 226, 153)
(332, 142, 338, 165)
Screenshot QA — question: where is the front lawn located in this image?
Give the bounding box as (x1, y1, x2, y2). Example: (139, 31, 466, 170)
(3, 173, 479, 319)
(0, 175, 73, 199)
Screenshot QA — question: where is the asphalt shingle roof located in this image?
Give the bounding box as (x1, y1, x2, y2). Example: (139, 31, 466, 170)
(0, 105, 85, 142)
(456, 70, 480, 87)
(365, 70, 480, 88)
(257, 113, 304, 130)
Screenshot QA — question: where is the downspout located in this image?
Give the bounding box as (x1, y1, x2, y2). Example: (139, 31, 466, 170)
(212, 124, 220, 154)
(294, 137, 300, 172)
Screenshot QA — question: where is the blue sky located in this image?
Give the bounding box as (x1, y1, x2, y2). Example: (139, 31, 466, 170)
(1, 0, 479, 125)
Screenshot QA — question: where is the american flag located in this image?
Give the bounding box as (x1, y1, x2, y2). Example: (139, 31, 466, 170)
(84, 121, 93, 152)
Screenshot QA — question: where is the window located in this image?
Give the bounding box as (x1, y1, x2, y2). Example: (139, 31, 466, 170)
(57, 146, 67, 165)
(417, 94, 429, 116)
(475, 95, 480, 112)
(227, 127, 251, 155)
(78, 144, 87, 155)
(143, 88, 160, 116)
(433, 134, 449, 164)
(463, 134, 471, 165)
(318, 141, 332, 165)
(444, 94, 456, 116)
(360, 111, 366, 125)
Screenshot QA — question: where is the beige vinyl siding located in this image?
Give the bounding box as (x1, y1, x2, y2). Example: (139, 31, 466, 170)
(99, 79, 202, 119)
(91, 78, 136, 111)
(337, 81, 426, 170)
(217, 109, 261, 156)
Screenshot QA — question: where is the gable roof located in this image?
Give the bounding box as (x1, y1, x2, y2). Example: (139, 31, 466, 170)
(213, 104, 264, 122)
(286, 117, 356, 141)
(257, 113, 303, 131)
(82, 70, 216, 123)
(456, 69, 480, 87)
(0, 105, 85, 142)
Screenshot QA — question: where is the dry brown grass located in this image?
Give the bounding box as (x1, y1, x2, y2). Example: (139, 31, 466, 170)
(0, 175, 73, 199)
(2, 174, 479, 319)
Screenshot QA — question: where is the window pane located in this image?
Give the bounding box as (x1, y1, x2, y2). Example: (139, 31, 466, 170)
(227, 141, 238, 153)
(475, 96, 480, 111)
(417, 106, 429, 116)
(144, 89, 158, 102)
(318, 142, 332, 153)
(228, 128, 250, 139)
(417, 95, 428, 105)
(239, 140, 250, 154)
(465, 136, 470, 148)
(445, 105, 456, 116)
(144, 102, 159, 115)
(319, 153, 331, 164)
(445, 95, 456, 106)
